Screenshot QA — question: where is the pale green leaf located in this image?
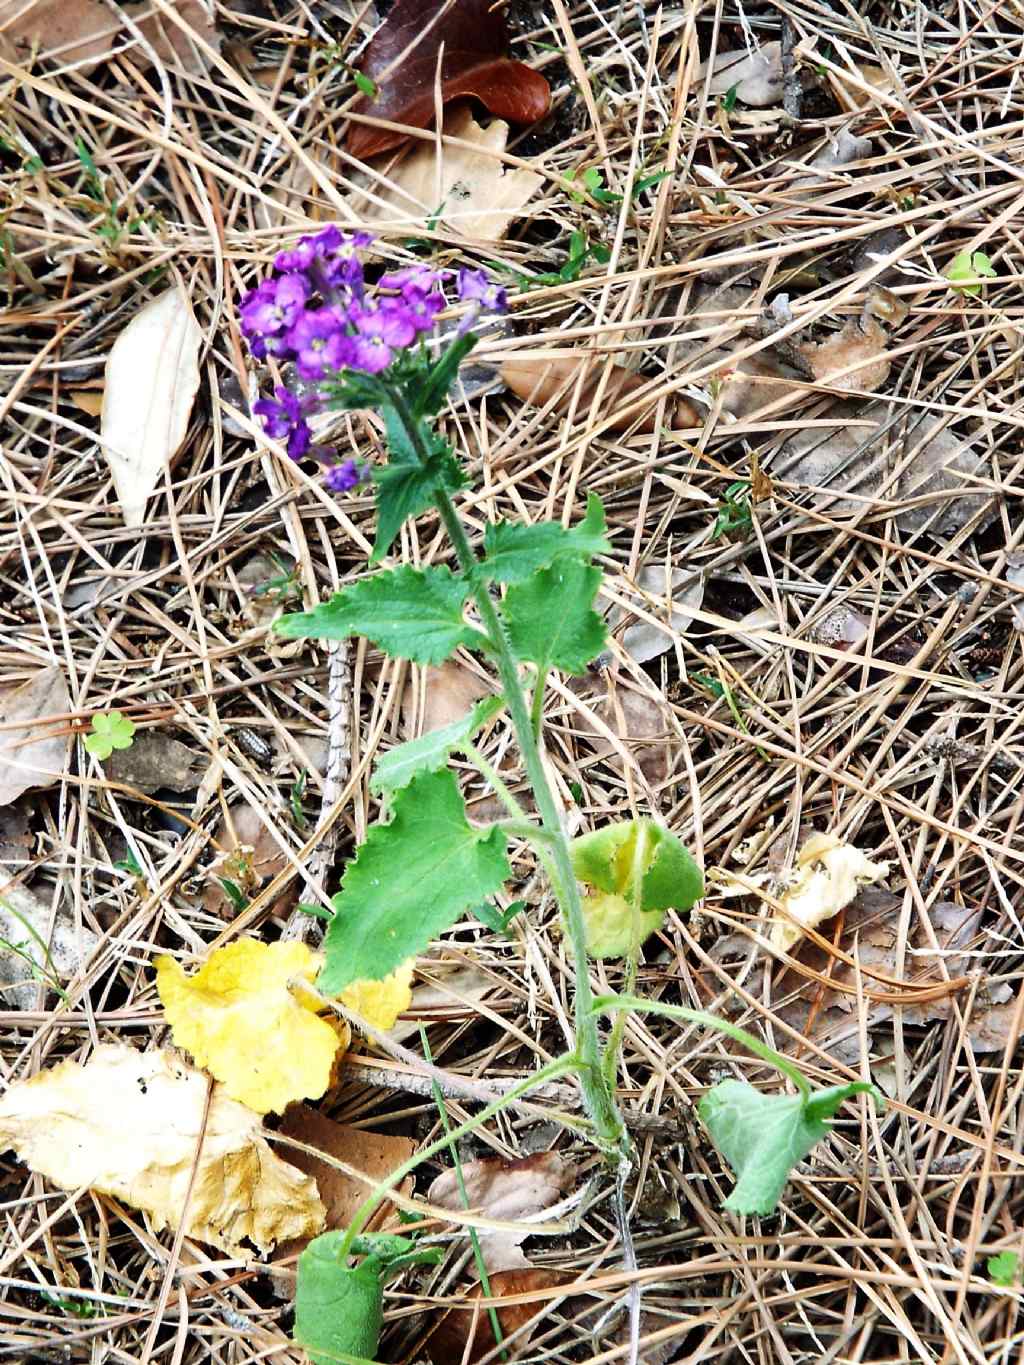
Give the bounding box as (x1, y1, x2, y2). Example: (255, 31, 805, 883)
(319, 769, 510, 992)
(274, 566, 485, 665)
(988, 1251, 1019, 1288)
(501, 560, 605, 674)
(699, 1078, 878, 1215)
(482, 493, 611, 584)
(570, 818, 703, 957)
(371, 696, 503, 795)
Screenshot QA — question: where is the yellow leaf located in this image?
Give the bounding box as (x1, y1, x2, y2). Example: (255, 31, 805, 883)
(339, 960, 414, 1030)
(0, 1044, 324, 1255)
(156, 939, 349, 1115)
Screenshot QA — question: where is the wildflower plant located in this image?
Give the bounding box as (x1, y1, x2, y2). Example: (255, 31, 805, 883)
(241, 227, 880, 1363)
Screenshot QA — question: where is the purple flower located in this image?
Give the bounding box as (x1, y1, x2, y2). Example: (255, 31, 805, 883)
(457, 267, 507, 314)
(402, 286, 445, 334)
(323, 459, 366, 494)
(349, 305, 413, 373)
(289, 307, 353, 380)
(275, 227, 373, 291)
(239, 274, 309, 355)
(380, 265, 447, 294)
(253, 386, 313, 460)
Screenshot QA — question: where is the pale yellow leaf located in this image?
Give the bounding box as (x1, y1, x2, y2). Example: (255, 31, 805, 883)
(771, 833, 889, 953)
(0, 1044, 324, 1254)
(0, 667, 71, 808)
(361, 107, 542, 241)
(156, 939, 349, 1115)
(100, 286, 202, 528)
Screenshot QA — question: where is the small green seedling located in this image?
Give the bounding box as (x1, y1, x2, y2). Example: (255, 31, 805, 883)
(113, 850, 145, 880)
(987, 1251, 1020, 1288)
(83, 711, 136, 760)
(75, 138, 147, 247)
(474, 898, 526, 938)
(352, 70, 378, 99)
(249, 552, 301, 605)
(712, 481, 754, 539)
(945, 250, 996, 297)
(720, 82, 740, 112)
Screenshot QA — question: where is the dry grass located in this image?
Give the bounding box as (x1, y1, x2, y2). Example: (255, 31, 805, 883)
(1, 0, 1024, 1361)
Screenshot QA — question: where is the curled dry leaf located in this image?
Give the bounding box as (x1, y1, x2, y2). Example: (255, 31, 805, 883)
(349, 0, 551, 160)
(780, 401, 993, 536)
(360, 107, 542, 241)
(427, 1151, 572, 1271)
(800, 316, 890, 393)
(808, 605, 870, 650)
(0, 870, 99, 1008)
(0, 667, 71, 808)
(101, 286, 202, 528)
(156, 939, 350, 1115)
(801, 130, 873, 179)
(501, 355, 700, 431)
(425, 1267, 566, 1365)
(0, 1044, 324, 1255)
(770, 833, 888, 952)
(699, 41, 784, 107)
(607, 565, 705, 665)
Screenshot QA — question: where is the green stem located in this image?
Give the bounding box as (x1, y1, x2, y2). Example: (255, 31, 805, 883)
(601, 825, 648, 1088)
(530, 666, 548, 739)
(589, 993, 812, 1100)
(385, 386, 625, 1158)
(333, 1054, 579, 1260)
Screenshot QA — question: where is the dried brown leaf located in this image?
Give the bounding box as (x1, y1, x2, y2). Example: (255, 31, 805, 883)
(105, 730, 206, 795)
(0, 668, 71, 808)
(501, 354, 699, 431)
(0, 870, 99, 1008)
(608, 565, 705, 665)
(700, 41, 784, 107)
(425, 1267, 566, 1365)
(427, 1151, 572, 1271)
(349, 0, 550, 160)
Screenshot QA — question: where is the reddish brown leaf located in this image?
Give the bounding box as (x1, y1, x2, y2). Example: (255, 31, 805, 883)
(349, 0, 551, 160)
(425, 1268, 566, 1365)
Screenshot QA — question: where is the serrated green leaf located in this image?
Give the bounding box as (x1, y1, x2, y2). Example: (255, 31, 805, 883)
(569, 818, 703, 957)
(482, 493, 610, 584)
(275, 566, 485, 665)
(294, 1232, 382, 1365)
(319, 770, 510, 992)
(987, 1251, 1019, 1287)
(699, 1079, 878, 1215)
(501, 560, 606, 674)
(371, 696, 503, 795)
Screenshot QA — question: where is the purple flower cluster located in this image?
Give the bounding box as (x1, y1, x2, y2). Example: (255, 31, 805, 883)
(240, 226, 507, 494)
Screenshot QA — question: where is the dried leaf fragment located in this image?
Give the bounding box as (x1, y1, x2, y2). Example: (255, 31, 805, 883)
(156, 939, 349, 1115)
(427, 1152, 572, 1271)
(0, 0, 113, 70)
(361, 107, 542, 241)
(425, 1267, 565, 1365)
(501, 355, 699, 431)
(801, 317, 890, 393)
(101, 286, 202, 528)
(771, 832, 889, 953)
(349, 0, 551, 160)
(0, 667, 71, 808)
(0, 1044, 324, 1255)
(700, 42, 784, 107)
(0, 871, 99, 1008)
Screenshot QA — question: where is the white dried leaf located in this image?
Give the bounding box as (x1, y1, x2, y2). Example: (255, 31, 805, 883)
(0, 668, 71, 808)
(101, 287, 202, 527)
(0, 1044, 324, 1255)
(700, 42, 783, 107)
(772, 832, 889, 953)
(359, 107, 542, 241)
(0, 873, 99, 1008)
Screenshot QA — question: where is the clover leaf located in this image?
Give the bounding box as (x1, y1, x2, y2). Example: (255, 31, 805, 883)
(83, 711, 136, 761)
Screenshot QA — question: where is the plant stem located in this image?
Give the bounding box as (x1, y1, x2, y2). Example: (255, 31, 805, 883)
(385, 387, 626, 1158)
(589, 993, 812, 1099)
(530, 666, 547, 739)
